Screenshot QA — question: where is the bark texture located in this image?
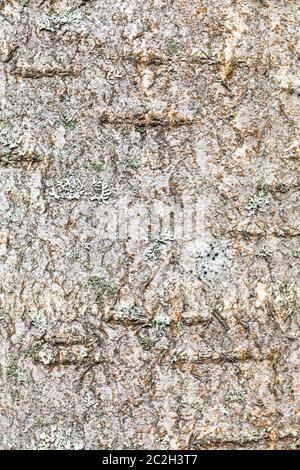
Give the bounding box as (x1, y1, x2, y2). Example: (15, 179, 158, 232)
(0, 0, 299, 450)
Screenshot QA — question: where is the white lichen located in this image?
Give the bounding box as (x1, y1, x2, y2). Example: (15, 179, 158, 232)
(37, 10, 83, 33)
(246, 191, 268, 215)
(146, 232, 174, 259)
(30, 313, 47, 332)
(153, 315, 172, 328)
(38, 350, 55, 366)
(49, 175, 85, 201)
(90, 180, 111, 203)
(83, 391, 96, 409)
(117, 306, 144, 322)
(35, 425, 84, 450)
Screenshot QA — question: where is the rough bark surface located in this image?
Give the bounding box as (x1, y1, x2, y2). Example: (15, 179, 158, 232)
(0, 0, 299, 450)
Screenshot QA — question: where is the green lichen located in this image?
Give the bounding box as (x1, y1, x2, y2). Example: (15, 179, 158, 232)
(165, 40, 179, 56)
(256, 246, 272, 260)
(272, 283, 298, 324)
(11, 389, 21, 403)
(60, 112, 76, 130)
(176, 321, 186, 335)
(139, 334, 154, 351)
(124, 158, 138, 170)
(7, 357, 18, 380)
(91, 157, 105, 172)
(26, 341, 43, 359)
(88, 276, 117, 305)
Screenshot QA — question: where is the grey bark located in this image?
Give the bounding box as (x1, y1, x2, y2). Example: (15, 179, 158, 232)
(0, 0, 299, 449)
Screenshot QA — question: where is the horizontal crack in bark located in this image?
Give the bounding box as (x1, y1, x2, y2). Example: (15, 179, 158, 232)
(10, 66, 82, 79)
